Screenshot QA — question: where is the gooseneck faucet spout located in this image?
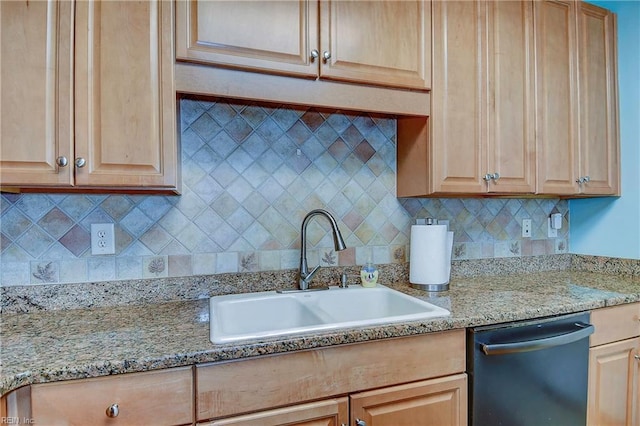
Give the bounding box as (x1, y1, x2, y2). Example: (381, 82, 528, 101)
(299, 209, 347, 290)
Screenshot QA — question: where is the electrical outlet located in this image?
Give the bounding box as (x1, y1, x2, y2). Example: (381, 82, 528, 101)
(91, 223, 115, 255)
(522, 219, 532, 238)
(547, 218, 558, 238)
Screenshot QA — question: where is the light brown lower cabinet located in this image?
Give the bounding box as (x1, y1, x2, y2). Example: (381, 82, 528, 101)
(2, 367, 194, 426)
(203, 374, 467, 426)
(1, 331, 466, 426)
(588, 303, 640, 425)
(203, 398, 349, 426)
(196, 330, 467, 425)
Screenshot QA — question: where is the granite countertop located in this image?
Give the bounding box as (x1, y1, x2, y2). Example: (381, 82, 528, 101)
(1, 270, 639, 396)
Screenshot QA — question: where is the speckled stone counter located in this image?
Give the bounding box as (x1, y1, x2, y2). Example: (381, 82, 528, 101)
(2, 270, 638, 396)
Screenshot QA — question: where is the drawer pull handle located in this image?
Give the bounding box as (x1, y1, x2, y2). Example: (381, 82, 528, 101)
(106, 403, 119, 418)
(356, 419, 366, 426)
(634, 355, 640, 361)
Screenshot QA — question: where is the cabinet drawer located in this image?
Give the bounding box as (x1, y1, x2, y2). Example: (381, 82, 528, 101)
(196, 330, 465, 421)
(30, 367, 193, 426)
(591, 303, 640, 346)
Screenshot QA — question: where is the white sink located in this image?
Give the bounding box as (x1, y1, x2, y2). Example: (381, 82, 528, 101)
(210, 285, 450, 344)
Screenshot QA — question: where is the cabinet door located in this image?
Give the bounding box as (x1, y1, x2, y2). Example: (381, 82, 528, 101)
(74, 0, 178, 190)
(486, 1, 535, 193)
(534, 0, 580, 195)
(176, 1, 319, 78)
(577, 2, 619, 195)
(0, 0, 74, 187)
(588, 338, 640, 426)
(431, 0, 486, 193)
(351, 374, 468, 426)
(205, 398, 348, 426)
(319, 0, 430, 90)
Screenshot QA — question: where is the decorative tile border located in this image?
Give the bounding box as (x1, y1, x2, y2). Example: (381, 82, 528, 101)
(0, 254, 587, 314)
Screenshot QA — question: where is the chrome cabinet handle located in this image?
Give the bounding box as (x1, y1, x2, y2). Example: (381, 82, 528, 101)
(583, 175, 590, 183)
(310, 49, 319, 61)
(634, 354, 640, 361)
(56, 156, 69, 167)
(74, 157, 86, 168)
(355, 419, 366, 426)
(483, 173, 500, 182)
(105, 403, 119, 418)
(576, 176, 590, 184)
(323, 51, 331, 61)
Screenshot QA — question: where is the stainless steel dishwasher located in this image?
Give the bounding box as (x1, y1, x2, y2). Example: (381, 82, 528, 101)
(467, 312, 594, 426)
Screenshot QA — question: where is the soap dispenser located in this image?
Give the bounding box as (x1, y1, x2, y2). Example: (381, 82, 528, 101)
(360, 253, 379, 288)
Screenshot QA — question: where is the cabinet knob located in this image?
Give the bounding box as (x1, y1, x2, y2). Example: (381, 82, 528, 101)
(105, 403, 119, 418)
(310, 49, 319, 61)
(355, 419, 366, 426)
(583, 175, 590, 183)
(634, 354, 640, 361)
(492, 172, 500, 181)
(483, 174, 493, 182)
(322, 51, 331, 62)
(74, 157, 86, 168)
(56, 156, 69, 167)
(483, 173, 500, 182)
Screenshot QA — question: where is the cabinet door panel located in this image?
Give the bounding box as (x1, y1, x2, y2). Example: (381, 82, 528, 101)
(351, 374, 468, 426)
(487, 0, 535, 193)
(0, 0, 73, 187)
(588, 338, 640, 426)
(74, 0, 177, 189)
(535, 0, 580, 194)
(431, 0, 486, 193)
(320, 0, 430, 90)
(578, 3, 619, 195)
(176, 1, 318, 78)
(206, 398, 348, 426)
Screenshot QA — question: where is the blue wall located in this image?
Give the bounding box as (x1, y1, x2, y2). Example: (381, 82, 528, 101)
(570, 0, 640, 260)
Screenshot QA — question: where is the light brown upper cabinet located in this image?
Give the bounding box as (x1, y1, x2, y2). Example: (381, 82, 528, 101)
(535, 0, 619, 196)
(397, 0, 535, 196)
(0, 0, 179, 193)
(175, 0, 431, 91)
(398, 0, 619, 198)
(0, 1, 74, 187)
(577, 2, 619, 196)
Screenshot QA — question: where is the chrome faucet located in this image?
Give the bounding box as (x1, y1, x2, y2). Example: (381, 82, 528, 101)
(298, 209, 347, 290)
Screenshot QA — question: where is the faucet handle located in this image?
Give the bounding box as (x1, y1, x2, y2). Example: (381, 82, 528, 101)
(304, 265, 321, 282)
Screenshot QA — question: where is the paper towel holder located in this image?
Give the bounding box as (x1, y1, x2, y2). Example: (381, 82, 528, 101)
(409, 220, 453, 292)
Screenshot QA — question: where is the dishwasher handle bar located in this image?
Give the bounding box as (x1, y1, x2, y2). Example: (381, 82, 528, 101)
(480, 322, 594, 356)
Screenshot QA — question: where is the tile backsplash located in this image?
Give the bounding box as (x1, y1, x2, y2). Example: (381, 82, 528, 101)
(0, 97, 568, 286)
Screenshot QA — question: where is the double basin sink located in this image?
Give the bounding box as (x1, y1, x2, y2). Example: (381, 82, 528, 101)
(209, 284, 450, 343)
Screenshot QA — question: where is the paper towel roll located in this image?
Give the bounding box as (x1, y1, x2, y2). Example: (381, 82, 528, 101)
(409, 224, 453, 286)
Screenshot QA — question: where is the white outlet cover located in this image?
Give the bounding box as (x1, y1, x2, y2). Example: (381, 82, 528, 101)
(522, 219, 532, 238)
(91, 223, 115, 255)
